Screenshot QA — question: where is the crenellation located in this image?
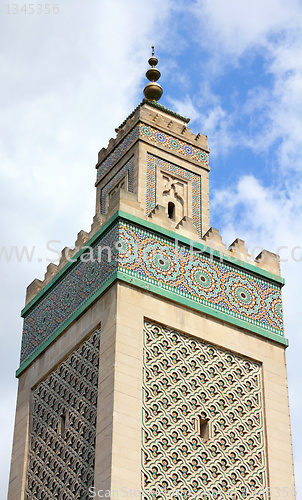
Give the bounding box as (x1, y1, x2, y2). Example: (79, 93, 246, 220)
(24, 217, 106, 307)
(25, 278, 43, 306)
(44, 263, 58, 284)
(228, 238, 252, 262)
(74, 229, 89, 248)
(202, 227, 226, 253)
(255, 249, 281, 276)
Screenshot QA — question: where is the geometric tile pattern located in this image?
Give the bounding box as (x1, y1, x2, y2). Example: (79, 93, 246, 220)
(146, 153, 202, 235)
(100, 157, 134, 214)
(20, 217, 284, 369)
(142, 321, 267, 499)
(97, 125, 139, 181)
(140, 123, 209, 166)
(20, 225, 118, 365)
(118, 221, 283, 335)
(24, 328, 100, 500)
(96, 122, 209, 183)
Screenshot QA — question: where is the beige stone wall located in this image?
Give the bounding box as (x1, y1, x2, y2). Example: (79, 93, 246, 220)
(8, 281, 295, 499)
(109, 282, 295, 498)
(7, 286, 117, 500)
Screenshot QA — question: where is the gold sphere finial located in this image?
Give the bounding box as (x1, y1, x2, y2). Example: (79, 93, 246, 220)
(143, 46, 163, 102)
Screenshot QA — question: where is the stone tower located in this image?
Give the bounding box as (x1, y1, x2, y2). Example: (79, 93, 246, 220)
(8, 51, 295, 500)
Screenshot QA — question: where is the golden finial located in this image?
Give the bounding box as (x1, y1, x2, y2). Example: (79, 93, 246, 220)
(143, 46, 163, 102)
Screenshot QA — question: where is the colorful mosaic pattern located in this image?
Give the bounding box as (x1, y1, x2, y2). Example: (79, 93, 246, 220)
(140, 123, 209, 165)
(20, 217, 284, 371)
(97, 125, 139, 181)
(25, 328, 100, 500)
(20, 225, 118, 365)
(96, 122, 209, 183)
(142, 321, 267, 499)
(146, 153, 202, 235)
(100, 157, 134, 214)
(117, 222, 283, 335)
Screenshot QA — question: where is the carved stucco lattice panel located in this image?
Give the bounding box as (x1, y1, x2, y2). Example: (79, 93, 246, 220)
(142, 321, 267, 499)
(25, 328, 100, 500)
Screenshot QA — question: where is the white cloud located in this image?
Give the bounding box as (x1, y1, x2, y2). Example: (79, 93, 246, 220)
(193, 0, 301, 58)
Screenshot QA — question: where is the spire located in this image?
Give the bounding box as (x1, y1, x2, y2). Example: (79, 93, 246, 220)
(143, 46, 163, 102)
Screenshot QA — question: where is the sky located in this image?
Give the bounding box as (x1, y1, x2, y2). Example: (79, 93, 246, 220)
(1, 0, 301, 497)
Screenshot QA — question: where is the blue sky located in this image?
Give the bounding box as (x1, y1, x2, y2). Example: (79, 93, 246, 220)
(1, 0, 301, 497)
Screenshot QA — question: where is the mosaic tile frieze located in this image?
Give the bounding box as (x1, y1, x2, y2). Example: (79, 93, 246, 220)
(96, 122, 209, 182)
(20, 217, 283, 370)
(20, 224, 119, 365)
(140, 123, 209, 166)
(142, 321, 267, 499)
(97, 125, 139, 181)
(146, 153, 202, 235)
(117, 222, 283, 336)
(25, 328, 100, 500)
(100, 157, 134, 214)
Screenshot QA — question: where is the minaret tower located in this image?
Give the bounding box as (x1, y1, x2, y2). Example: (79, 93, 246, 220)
(8, 49, 295, 500)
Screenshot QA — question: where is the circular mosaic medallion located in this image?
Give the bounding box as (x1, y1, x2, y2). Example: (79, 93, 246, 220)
(225, 275, 262, 316)
(184, 261, 221, 299)
(81, 260, 101, 292)
(170, 139, 180, 150)
(87, 261, 98, 281)
(234, 286, 253, 305)
(142, 243, 179, 281)
(183, 145, 193, 155)
(142, 126, 151, 137)
(197, 151, 207, 161)
(36, 303, 55, 332)
(63, 284, 76, 307)
(57, 279, 79, 314)
(156, 133, 166, 143)
(153, 253, 170, 271)
(193, 269, 212, 289)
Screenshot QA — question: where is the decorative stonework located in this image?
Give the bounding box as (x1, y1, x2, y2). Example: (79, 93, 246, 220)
(100, 157, 134, 214)
(117, 221, 283, 336)
(20, 224, 118, 365)
(19, 216, 284, 374)
(142, 320, 267, 499)
(25, 328, 100, 500)
(96, 122, 209, 183)
(140, 123, 209, 165)
(146, 154, 202, 234)
(97, 126, 139, 181)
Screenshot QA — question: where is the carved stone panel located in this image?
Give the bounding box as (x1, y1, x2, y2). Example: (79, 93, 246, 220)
(24, 328, 101, 500)
(142, 320, 267, 499)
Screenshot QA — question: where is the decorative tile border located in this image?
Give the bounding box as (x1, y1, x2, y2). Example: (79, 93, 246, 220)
(96, 122, 209, 182)
(146, 153, 202, 235)
(100, 157, 134, 214)
(97, 125, 139, 181)
(117, 222, 283, 335)
(20, 224, 119, 365)
(19, 214, 285, 375)
(140, 123, 209, 166)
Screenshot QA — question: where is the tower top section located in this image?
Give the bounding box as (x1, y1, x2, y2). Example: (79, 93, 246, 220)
(143, 46, 163, 102)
